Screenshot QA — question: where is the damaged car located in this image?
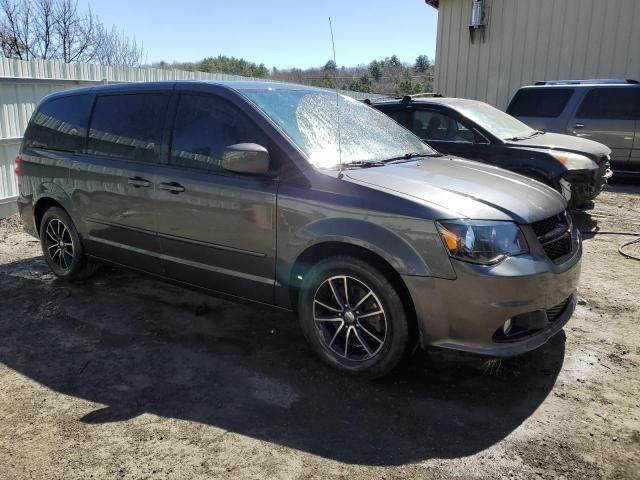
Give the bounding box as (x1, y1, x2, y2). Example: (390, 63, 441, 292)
(369, 95, 613, 208)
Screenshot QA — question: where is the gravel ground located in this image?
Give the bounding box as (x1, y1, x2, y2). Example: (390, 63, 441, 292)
(0, 184, 639, 479)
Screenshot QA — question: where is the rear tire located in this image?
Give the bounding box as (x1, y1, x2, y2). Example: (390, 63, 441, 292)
(39, 207, 97, 282)
(298, 256, 410, 379)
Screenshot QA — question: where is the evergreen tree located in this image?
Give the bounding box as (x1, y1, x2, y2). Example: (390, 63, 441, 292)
(368, 60, 382, 81)
(414, 54, 431, 73)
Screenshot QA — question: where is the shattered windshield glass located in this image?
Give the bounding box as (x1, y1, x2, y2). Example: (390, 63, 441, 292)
(242, 89, 435, 169)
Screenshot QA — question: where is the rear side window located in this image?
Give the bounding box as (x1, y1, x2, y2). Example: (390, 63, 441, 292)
(88, 93, 169, 163)
(576, 88, 639, 120)
(507, 88, 574, 118)
(23, 94, 93, 153)
(170, 93, 266, 173)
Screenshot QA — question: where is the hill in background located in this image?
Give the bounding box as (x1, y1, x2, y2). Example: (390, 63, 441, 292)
(154, 54, 435, 96)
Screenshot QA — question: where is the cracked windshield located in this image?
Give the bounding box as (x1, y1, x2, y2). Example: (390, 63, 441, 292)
(244, 89, 435, 168)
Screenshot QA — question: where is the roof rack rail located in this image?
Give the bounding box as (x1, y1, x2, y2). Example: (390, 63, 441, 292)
(402, 92, 443, 102)
(363, 92, 443, 104)
(363, 96, 400, 104)
(534, 79, 639, 86)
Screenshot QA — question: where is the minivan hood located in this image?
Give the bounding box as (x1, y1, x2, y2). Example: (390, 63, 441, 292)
(505, 132, 611, 159)
(345, 156, 566, 223)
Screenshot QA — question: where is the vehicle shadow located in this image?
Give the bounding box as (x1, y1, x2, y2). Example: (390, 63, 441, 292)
(571, 208, 598, 237)
(571, 182, 639, 241)
(0, 259, 566, 466)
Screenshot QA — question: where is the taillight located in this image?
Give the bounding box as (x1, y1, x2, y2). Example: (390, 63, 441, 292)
(14, 155, 22, 176)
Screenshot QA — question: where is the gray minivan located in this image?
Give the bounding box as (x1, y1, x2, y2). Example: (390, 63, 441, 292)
(16, 81, 582, 378)
(507, 79, 640, 174)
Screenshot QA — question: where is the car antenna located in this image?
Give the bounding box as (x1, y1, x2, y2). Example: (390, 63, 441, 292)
(329, 17, 343, 178)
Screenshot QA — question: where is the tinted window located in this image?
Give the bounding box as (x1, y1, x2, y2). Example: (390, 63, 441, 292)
(384, 110, 406, 125)
(413, 110, 475, 143)
(23, 94, 93, 153)
(576, 88, 639, 119)
(170, 93, 265, 172)
(88, 93, 169, 163)
(507, 88, 574, 118)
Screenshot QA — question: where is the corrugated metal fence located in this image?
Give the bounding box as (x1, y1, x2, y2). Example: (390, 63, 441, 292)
(0, 57, 376, 213)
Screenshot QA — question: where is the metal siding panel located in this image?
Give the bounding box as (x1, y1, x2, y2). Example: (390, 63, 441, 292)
(0, 141, 20, 199)
(473, 0, 489, 103)
(584, 0, 607, 77)
(612, 0, 635, 78)
(439, 0, 453, 95)
(433, 0, 639, 110)
(535, 0, 554, 82)
(629, 0, 640, 78)
(507, 0, 528, 107)
(484, 0, 502, 106)
(453, 0, 467, 98)
(557, 0, 577, 80)
(600, 1, 621, 77)
(520, 1, 541, 86)
(545, 0, 567, 81)
(569, 0, 593, 79)
(494, 0, 509, 108)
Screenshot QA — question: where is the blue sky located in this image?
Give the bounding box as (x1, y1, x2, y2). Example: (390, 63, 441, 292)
(86, 0, 438, 69)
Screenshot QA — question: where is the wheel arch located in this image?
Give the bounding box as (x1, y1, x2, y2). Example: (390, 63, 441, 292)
(507, 149, 566, 185)
(288, 241, 418, 340)
(33, 196, 68, 237)
(32, 181, 77, 237)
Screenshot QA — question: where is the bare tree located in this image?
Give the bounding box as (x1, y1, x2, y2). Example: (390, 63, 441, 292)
(95, 24, 143, 67)
(0, 0, 33, 59)
(0, 0, 144, 65)
(54, 0, 95, 62)
(31, 0, 55, 58)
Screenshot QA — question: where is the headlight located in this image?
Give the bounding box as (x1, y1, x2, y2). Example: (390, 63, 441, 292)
(549, 151, 598, 170)
(436, 220, 528, 265)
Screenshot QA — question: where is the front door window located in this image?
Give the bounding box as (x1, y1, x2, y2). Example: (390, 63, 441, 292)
(412, 110, 475, 143)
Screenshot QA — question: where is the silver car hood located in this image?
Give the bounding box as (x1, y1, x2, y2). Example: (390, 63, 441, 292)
(344, 156, 566, 223)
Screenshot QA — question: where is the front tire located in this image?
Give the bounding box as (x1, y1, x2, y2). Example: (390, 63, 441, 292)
(298, 256, 410, 379)
(40, 207, 94, 282)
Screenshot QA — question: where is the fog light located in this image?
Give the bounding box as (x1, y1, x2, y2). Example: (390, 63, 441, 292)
(503, 319, 513, 335)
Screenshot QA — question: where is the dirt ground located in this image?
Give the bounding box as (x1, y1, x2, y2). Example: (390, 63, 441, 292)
(0, 184, 639, 480)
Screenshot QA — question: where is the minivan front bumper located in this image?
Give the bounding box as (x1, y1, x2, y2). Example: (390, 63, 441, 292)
(403, 236, 581, 357)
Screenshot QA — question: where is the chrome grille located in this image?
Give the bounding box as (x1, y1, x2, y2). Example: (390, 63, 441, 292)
(532, 211, 573, 262)
(543, 233, 572, 261)
(531, 214, 563, 237)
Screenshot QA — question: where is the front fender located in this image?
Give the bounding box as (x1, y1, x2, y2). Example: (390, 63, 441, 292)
(276, 214, 456, 306)
(295, 217, 433, 276)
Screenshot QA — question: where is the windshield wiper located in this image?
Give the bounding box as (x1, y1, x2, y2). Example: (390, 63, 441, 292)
(340, 160, 385, 169)
(381, 152, 441, 163)
(505, 130, 545, 141)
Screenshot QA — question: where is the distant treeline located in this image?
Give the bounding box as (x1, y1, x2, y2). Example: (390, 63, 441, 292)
(154, 54, 435, 96)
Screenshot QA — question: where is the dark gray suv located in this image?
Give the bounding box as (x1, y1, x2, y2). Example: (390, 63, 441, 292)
(16, 81, 582, 378)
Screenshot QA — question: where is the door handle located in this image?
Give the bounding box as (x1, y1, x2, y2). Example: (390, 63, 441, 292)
(159, 181, 185, 194)
(574, 123, 585, 129)
(128, 176, 151, 188)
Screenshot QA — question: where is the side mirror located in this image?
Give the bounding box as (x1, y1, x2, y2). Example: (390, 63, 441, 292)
(222, 143, 271, 175)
